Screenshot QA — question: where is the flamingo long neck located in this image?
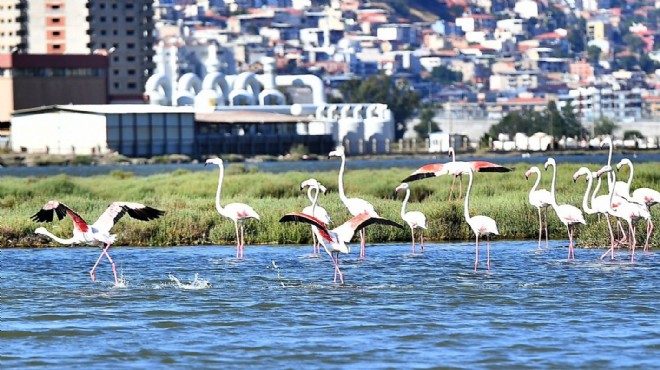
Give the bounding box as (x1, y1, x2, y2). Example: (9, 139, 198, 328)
(464, 170, 473, 222)
(38, 229, 78, 245)
(530, 169, 541, 193)
(606, 140, 614, 191)
(336, 153, 349, 204)
(311, 185, 320, 215)
(214, 164, 226, 215)
(400, 188, 410, 219)
(549, 162, 558, 206)
(592, 175, 602, 203)
(306, 186, 315, 205)
(607, 171, 617, 212)
(449, 148, 455, 162)
(581, 173, 594, 214)
(625, 161, 634, 189)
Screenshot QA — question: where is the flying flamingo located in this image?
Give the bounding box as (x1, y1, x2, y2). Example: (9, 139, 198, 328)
(401, 159, 511, 184)
(544, 158, 586, 261)
(205, 157, 260, 259)
(329, 146, 379, 259)
(572, 167, 617, 258)
(300, 178, 332, 254)
(447, 147, 464, 201)
(31, 200, 165, 285)
(615, 158, 657, 251)
(524, 166, 554, 250)
(462, 167, 499, 271)
(596, 166, 651, 262)
(279, 212, 403, 283)
(395, 182, 428, 254)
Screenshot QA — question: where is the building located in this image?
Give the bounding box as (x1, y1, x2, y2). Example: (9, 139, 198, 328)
(0, 53, 108, 124)
(0, 0, 155, 103)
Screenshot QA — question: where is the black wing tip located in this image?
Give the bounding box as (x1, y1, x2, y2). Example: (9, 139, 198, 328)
(31, 208, 54, 223)
(125, 206, 165, 221)
(479, 166, 513, 173)
(401, 173, 436, 183)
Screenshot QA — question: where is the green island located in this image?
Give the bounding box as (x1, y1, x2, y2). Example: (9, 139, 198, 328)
(1, 161, 658, 249)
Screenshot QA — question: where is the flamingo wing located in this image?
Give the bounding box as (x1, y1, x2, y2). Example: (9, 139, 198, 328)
(224, 202, 260, 221)
(334, 213, 404, 243)
(92, 202, 165, 232)
(31, 200, 90, 233)
(402, 163, 444, 183)
(279, 212, 332, 242)
(469, 161, 513, 173)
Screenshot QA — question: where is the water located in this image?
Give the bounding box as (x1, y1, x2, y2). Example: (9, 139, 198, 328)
(1, 152, 658, 177)
(2, 242, 658, 368)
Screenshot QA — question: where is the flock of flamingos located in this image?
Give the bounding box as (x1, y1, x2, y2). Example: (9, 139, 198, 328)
(31, 139, 659, 285)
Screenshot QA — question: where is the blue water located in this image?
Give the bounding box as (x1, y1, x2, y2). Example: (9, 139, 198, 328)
(2, 242, 658, 368)
(1, 152, 658, 177)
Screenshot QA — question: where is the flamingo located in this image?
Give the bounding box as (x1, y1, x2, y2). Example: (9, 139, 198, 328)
(31, 200, 165, 285)
(447, 147, 464, 200)
(572, 167, 617, 258)
(205, 157, 260, 259)
(544, 158, 586, 261)
(596, 166, 651, 262)
(462, 167, 499, 271)
(401, 159, 511, 184)
(615, 158, 657, 251)
(279, 212, 403, 283)
(395, 183, 428, 254)
(524, 166, 554, 250)
(300, 178, 332, 254)
(329, 146, 379, 259)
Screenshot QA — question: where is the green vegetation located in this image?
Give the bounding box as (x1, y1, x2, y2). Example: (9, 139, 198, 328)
(0, 161, 658, 249)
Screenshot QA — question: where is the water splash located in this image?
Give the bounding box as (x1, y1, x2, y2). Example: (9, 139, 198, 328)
(167, 273, 212, 290)
(112, 268, 128, 289)
(269, 260, 286, 287)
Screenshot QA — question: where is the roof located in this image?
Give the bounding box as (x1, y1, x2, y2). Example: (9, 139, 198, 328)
(196, 111, 312, 124)
(12, 104, 196, 116)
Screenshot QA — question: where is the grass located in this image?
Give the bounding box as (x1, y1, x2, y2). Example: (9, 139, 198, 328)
(0, 160, 658, 249)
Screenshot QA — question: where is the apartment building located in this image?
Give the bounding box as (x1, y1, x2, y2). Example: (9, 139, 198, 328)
(0, 0, 155, 103)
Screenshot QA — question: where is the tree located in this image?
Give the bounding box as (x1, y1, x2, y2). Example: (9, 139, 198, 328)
(414, 105, 440, 139)
(593, 117, 618, 136)
(487, 101, 587, 140)
(338, 74, 421, 139)
(429, 65, 463, 85)
(623, 130, 644, 140)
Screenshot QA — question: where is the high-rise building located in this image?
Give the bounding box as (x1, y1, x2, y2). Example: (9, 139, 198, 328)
(0, 0, 155, 102)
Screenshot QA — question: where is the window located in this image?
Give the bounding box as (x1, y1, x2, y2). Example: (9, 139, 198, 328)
(127, 43, 135, 49)
(128, 69, 136, 75)
(126, 29, 135, 36)
(113, 69, 119, 75)
(126, 17, 134, 22)
(52, 31, 61, 36)
(52, 18, 60, 23)
(127, 56, 136, 62)
(128, 82, 137, 89)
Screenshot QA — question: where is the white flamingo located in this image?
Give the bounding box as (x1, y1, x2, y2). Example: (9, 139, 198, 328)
(279, 212, 403, 283)
(545, 158, 586, 261)
(300, 178, 332, 254)
(32, 200, 165, 284)
(395, 182, 428, 254)
(524, 166, 554, 250)
(615, 158, 657, 251)
(329, 146, 379, 259)
(463, 167, 499, 271)
(402, 159, 512, 186)
(205, 157, 260, 259)
(596, 166, 651, 262)
(572, 167, 617, 258)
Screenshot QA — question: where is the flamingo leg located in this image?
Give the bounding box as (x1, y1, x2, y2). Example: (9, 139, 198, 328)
(336, 253, 344, 284)
(420, 231, 424, 253)
(103, 249, 119, 285)
(643, 219, 653, 253)
(544, 206, 549, 250)
(474, 234, 480, 271)
(359, 229, 366, 260)
(233, 221, 241, 259)
(486, 235, 491, 271)
(458, 174, 463, 200)
(89, 246, 108, 282)
(448, 175, 457, 201)
(566, 225, 573, 261)
(410, 226, 416, 254)
(311, 229, 318, 254)
(617, 220, 627, 246)
(537, 207, 543, 250)
(630, 223, 637, 263)
(600, 215, 616, 260)
(240, 224, 245, 259)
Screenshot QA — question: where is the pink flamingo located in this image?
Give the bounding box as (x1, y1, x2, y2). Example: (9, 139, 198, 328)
(525, 166, 554, 250)
(395, 183, 428, 254)
(615, 158, 657, 252)
(447, 147, 464, 200)
(402, 160, 511, 184)
(279, 212, 403, 283)
(300, 178, 332, 254)
(544, 158, 586, 261)
(462, 167, 499, 271)
(32, 200, 164, 285)
(205, 157, 260, 259)
(596, 166, 650, 262)
(329, 146, 379, 259)
(572, 167, 617, 259)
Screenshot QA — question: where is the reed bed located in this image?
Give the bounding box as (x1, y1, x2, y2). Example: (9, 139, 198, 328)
(0, 160, 658, 249)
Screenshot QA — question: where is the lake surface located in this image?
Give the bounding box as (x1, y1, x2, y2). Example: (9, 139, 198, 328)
(2, 242, 658, 368)
(1, 152, 659, 177)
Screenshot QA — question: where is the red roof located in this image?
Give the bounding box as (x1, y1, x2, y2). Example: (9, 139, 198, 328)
(535, 32, 566, 40)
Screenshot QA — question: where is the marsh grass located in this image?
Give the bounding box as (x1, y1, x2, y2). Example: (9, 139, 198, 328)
(0, 161, 658, 249)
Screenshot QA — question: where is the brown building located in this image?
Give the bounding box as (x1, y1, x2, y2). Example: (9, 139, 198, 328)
(0, 53, 109, 124)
